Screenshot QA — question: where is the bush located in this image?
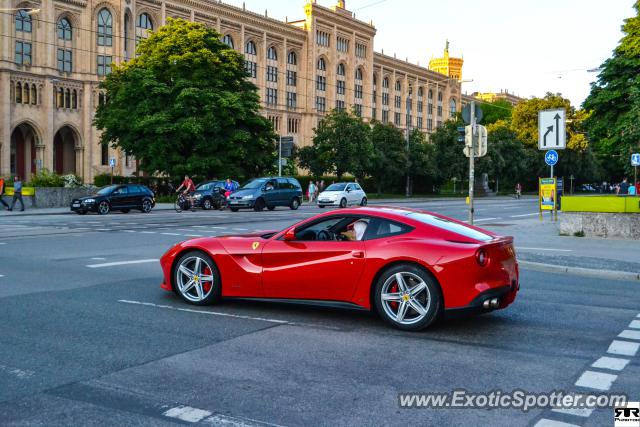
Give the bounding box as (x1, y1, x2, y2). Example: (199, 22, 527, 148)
(29, 169, 65, 187)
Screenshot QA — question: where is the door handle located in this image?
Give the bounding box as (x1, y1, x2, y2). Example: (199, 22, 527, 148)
(352, 251, 364, 258)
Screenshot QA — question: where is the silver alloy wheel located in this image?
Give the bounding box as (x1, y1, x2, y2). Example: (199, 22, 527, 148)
(203, 198, 212, 210)
(380, 272, 431, 325)
(176, 255, 215, 303)
(98, 201, 110, 215)
(142, 199, 152, 213)
(361, 197, 367, 206)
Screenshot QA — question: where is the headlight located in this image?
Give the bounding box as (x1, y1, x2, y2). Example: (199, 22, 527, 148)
(242, 195, 254, 200)
(193, 193, 202, 199)
(83, 198, 95, 204)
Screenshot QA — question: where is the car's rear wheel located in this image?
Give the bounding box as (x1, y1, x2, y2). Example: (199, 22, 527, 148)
(173, 251, 221, 306)
(339, 198, 347, 208)
(360, 197, 368, 206)
(202, 198, 213, 210)
(267, 205, 276, 211)
(290, 197, 300, 210)
(121, 209, 130, 214)
(374, 264, 441, 331)
(253, 198, 265, 212)
(318, 205, 325, 209)
(98, 201, 110, 215)
(230, 207, 239, 212)
(141, 199, 153, 213)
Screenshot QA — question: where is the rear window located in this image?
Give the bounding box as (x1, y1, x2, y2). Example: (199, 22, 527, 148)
(406, 212, 493, 242)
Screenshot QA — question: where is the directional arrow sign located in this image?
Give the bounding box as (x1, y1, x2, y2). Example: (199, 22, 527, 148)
(538, 109, 566, 150)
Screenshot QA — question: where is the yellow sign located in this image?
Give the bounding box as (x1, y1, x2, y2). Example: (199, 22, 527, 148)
(539, 178, 556, 211)
(252, 242, 260, 250)
(4, 187, 35, 196)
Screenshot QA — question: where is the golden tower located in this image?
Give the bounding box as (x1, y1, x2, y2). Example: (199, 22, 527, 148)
(429, 40, 464, 81)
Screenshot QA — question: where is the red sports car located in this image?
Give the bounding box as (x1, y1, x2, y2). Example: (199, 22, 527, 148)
(159, 206, 519, 331)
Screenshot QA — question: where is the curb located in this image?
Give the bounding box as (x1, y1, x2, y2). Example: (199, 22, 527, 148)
(519, 260, 640, 282)
(0, 205, 176, 217)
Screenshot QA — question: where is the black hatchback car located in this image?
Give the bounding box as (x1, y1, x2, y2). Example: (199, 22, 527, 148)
(71, 184, 156, 215)
(192, 180, 239, 210)
(227, 177, 303, 211)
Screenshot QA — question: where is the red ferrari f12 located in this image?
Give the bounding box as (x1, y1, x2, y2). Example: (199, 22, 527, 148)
(160, 207, 519, 330)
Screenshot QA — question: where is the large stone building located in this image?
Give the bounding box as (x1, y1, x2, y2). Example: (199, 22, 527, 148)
(0, 0, 462, 183)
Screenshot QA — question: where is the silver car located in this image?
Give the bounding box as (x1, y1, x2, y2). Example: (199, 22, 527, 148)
(317, 182, 367, 208)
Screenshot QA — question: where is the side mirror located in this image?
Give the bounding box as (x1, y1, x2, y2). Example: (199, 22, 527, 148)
(346, 188, 351, 192)
(283, 228, 296, 241)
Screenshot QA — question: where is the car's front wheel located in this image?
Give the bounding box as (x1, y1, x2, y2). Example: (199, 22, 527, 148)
(173, 251, 221, 306)
(141, 199, 153, 213)
(97, 201, 110, 215)
(360, 197, 368, 206)
(318, 205, 325, 209)
(374, 263, 441, 331)
(202, 198, 213, 210)
(339, 198, 347, 208)
(230, 207, 239, 212)
(290, 197, 300, 210)
(253, 198, 265, 212)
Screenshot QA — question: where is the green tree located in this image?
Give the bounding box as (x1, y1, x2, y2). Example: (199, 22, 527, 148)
(407, 129, 436, 194)
(94, 18, 276, 180)
(296, 145, 330, 178)
(584, 2, 640, 179)
(431, 120, 467, 187)
(477, 99, 513, 126)
(366, 122, 406, 194)
(309, 109, 372, 180)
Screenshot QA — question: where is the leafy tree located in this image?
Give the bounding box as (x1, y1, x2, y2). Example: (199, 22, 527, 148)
(431, 120, 468, 187)
(309, 109, 372, 180)
(94, 19, 276, 180)
(584, 3, 640, 179)
(296, 145, 330, 178)
(366, 122, 406, 194)
(407, 129, 437, 194)
(477, 100, 513, 126)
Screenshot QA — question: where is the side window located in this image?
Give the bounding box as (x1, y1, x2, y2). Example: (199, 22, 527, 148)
(113, 186, 128, 195)
(293, 216, 369, 242)
(355, 184, 362, 191)
(293, 217, 346, 241)
(346, 184, 353, 191)
(363, 218, 413, 240)
(277, 178, 291, 190)
(265, 179, 277, 190)
(288, 178, 301, 190)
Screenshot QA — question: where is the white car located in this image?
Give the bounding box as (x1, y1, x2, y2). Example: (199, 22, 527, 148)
(317, 182, 367, 208)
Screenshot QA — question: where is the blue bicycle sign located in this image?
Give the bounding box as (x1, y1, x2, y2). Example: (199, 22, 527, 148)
(545, 150, 559, 166)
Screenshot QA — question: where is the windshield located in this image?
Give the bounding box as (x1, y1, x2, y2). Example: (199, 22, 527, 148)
(196, 182, 216, 191)
(406, 212, 493, 242)
(97, 185, 118, 195)
(325, 183, 347, 191)
(242, 179, 266, 189)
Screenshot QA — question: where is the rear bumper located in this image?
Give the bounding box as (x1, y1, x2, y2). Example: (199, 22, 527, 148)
(444, 279, 519, 319)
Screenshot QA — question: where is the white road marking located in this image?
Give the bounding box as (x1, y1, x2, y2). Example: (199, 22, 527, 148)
(629, 320, 640, 329)
(472, 217, 500, 222)
(122, 230, 136, 233)
(185, 234, 204, 237)
(74, 228, 90, 231)
(87, 259, 158, 268)
(517, 247, 573, 252)
(140, 231, 157, 234)
(0, 364, 35, 380)
(203, 414, 285, 426)
(233, 228, 248, 231)
(550, 407, 593, 417)
(637, 313, 640, 318)
(163, 406, 212, 423)
(211, 226, 224, 229)
(591, 356, 630, 371)
(90, 257, 106, 261)
(0, 275, 4, 278)
(618, 330, 640, 341)
(607, 340, 639, 357)
(161, 232, 181, 236)
(0, 242, 6, 245)
(95, 228, 112, 231)
(192, 225, 207, 228)
(510, 213, 540, 218)
(574, 370, 617, 391)
(534, 419, 580, 427)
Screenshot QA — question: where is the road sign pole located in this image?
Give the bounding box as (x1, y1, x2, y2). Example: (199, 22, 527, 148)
(278, 135, 282, 177)
(110, 166, 113, 185)
(550, 164, 553, 179)
(468, 101, 475, 225)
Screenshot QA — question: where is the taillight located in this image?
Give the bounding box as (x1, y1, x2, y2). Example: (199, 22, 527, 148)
(476, 248, 489, 267)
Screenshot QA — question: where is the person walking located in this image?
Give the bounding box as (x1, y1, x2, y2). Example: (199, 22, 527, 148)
(515, 183, 522, 199)
(8, 176, 24, 212)
(307, 181, 316, 203)
(629, 183, 637, 196)
(319, 180, 325, 192)
(0, 177, 10, 210)
(617, 177, 630, 195)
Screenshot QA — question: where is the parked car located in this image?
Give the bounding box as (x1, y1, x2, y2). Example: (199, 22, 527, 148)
(192, 180, 239, 210)
(227, 177, 302, 212)
(71, 184, 156, 215)
(317, 182, 367, 208)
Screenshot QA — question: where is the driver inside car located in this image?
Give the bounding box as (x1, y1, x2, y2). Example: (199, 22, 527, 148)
(341, 219, 369, 241)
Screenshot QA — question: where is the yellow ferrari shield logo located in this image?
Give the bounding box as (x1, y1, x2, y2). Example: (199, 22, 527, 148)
(252, 242, 260, 250)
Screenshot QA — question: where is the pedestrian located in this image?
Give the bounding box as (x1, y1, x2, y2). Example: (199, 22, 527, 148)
(629, 183, 637, 196)
(0, 177, 9, 210)
(515, 182, 522, 199)
(319, 180, 325, 192)
(307, 180, 316, 203)
(315, 180, 320, 197)
(617, 177, 630, 195)
(636, 181, 640, 195)
(8, 176, 25, 212)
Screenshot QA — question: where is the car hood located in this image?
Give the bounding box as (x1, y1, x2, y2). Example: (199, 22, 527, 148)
(230, 189, 257, 197)
(319, 191, 342, 196)
(76, 194, 102, 201)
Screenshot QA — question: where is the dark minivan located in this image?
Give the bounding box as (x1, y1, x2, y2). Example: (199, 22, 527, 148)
(227, 177, 303, 212)
(71, 184, 155, 215)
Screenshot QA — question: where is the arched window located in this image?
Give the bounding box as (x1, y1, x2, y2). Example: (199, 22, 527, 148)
(31, 85, 37, 105)
(98, 92, 105, 106)
(124, 13, 130, 55)
(57, 17, 72, 40)
(355, 68, 363, 81)
(373, 74, 377, 86)
(136, 13, 153, 45)
(449, 98, 457, 116)
(57, 87, 64, 108)
(395, 80, 401, 91)
(428, 89, 433, 100)
(245, 41, 256, 55)
(382, 77, 389, 88)
(97, 9, 113, 46)
(337, 63, 345, 76)
(287, 51, 297, 65)
(418, 87, 423, 98)
(16, 10, 32, 33)
(317, 58, 326, 71)
(23, 83, 30, 105)
(15, 83, 22, 103)
(222, 34, 234, 49)
(438, 91, 443, 102)
(267, 46, 277, 60)
(65, 89, 71, 109)
(354, 68, 364, 104)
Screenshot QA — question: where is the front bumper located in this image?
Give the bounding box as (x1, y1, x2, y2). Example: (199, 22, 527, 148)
(317, 199, 339, 206)
(70, 201, 97, 212)
(227, 199, 255, 208)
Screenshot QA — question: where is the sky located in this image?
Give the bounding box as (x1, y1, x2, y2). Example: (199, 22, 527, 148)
(222, 0, 635, 107)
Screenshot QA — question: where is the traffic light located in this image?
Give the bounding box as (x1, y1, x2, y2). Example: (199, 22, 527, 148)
(457, 126, 465, 143)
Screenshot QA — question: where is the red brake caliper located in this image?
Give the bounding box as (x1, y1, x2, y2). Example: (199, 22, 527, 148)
(389, 283, 398, 310)
(202, 266, 212, 293)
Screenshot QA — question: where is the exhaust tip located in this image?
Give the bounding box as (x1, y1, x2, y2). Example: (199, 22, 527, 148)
(490, 298, 500, 309)
(482, 299, 491, 309)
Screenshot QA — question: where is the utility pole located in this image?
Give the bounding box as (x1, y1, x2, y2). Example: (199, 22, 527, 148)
(468, 101, 476, 225)
(278, 135, 282, 177)
(405, 126, 411, 197)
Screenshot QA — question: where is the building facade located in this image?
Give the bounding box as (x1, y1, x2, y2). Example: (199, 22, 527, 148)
(428, 40, 463, 82)
(472, 90, 524, 107)
(0, 0, 462, 183)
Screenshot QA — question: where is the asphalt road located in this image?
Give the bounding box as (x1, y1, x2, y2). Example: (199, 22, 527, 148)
(0, 198, 638, 426)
